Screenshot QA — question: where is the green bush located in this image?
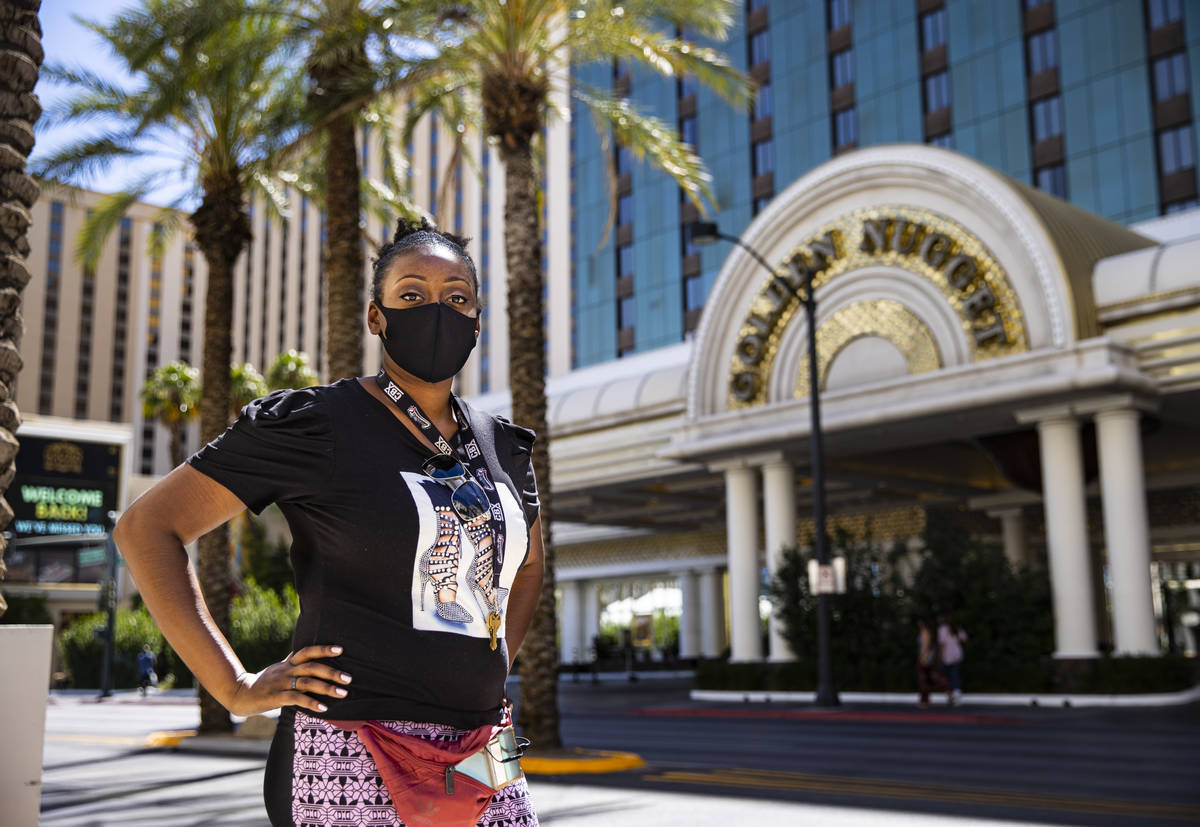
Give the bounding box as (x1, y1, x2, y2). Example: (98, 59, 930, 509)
(752, 511, 1059, 693)
(58, 579, 299, 688)
(58, 606, 164, 689)
(231, 578, 300, 673)
(0, 592, 53, 625)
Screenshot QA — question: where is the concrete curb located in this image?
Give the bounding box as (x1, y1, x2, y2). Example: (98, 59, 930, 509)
(522, 749, 645, 775)
(691, 683, 1200, 708)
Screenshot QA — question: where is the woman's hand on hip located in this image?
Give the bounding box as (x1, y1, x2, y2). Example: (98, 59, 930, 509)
(225, 645, 352, 716)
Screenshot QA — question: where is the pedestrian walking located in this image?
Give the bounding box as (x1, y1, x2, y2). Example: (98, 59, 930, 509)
(116, 218, 544, 826)
(916, 617, 944, 708)
(136, 643, 157, 696)
(938, 614, 968, 705)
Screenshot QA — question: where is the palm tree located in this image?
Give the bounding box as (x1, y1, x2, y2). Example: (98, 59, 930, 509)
(0, 0, 43, 617)
(34, 1, 304, 732)
(229, 362, 268, 422)
(123, 1, 456, 382)
(401, 0, 749, 748)
(140, 362, 200, 468)
(266, 348, 319, 391)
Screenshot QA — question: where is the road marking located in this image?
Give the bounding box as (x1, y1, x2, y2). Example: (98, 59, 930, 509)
(643, 768, 1200, 821)
(46, 734, 145, 746)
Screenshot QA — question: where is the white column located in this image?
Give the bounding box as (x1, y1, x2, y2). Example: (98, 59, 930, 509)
(725, 466, 762, 661)
(699, 568, 725, 658)
(990, 508, 1029, 569)
(557, 579, 584, 665)
(1037, 417, 1098, 658)
(762, 460, 797, 662)
(1095, 408, 1159, 655)
(678, 570, 702, 659)
(583, 581, 601, 660)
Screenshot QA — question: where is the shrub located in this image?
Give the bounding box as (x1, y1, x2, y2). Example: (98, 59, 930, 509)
(231, 578, 300, 673)
(0, 592, 53, 625)
(58, 606, 164, 689)
(58, 580, 299, 688)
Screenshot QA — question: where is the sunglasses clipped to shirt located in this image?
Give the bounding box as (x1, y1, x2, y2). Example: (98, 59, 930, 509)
(421, 453, 491, 522)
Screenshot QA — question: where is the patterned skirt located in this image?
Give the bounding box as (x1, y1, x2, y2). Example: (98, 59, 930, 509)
(264, 709, 539, 827)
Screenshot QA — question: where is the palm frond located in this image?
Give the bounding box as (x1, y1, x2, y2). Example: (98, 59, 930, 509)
(75, 187, 151, 268)
(575, 86, 715, 212)
(31, 134, 147, 185)
(147, 208, 186, 260)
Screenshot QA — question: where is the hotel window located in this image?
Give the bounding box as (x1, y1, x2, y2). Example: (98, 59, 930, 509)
(919, 3, 951, 146)
(677, 35, 705, 335)
(298, 198, 308, 350)
(259, 220, 270, 364)
(920, 8, 946, 51)
(1027, 30, 1057, 75)
(1146, 0, 1197, 214)
(747, 3, 774, 215)
(829, 0, 851, 30)
(180, 243, 195, 361)
(110, 217, 132, 421)
(1147, 0, 1182, 29)
(39, 200, 64, 414)
(1025, 0, 1067, 198)
(614, 58, 635, 358)
(834, 108, 857, 148)
(1158, 125, 1195, 175)
(830, 49, 853, 89)
(828, 0, 855, 155)
(924, 72, 951, 113)
(1153, 53, 1188, 100)
(1031, 96, 1062, 141)
(141, 229, 165, 474)
(75, 264, 94, 419)
(279, 204, 289, 354)
(1035, 163, 1067, 198)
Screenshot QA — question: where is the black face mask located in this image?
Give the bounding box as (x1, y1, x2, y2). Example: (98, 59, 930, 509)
(375, 301, 478, 383)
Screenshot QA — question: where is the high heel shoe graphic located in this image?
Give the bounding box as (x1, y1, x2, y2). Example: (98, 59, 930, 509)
(418, 506, 473, 623)
(464, 519, 507, 648)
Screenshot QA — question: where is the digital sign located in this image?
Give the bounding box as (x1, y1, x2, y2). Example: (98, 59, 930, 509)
(11, 435, 122, 539)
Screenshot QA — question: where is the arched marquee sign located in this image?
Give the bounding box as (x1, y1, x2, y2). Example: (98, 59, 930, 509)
(727, 206, 1029, 408)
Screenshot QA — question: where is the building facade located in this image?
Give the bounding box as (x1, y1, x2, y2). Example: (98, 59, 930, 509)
(14, 0, 1200, 671)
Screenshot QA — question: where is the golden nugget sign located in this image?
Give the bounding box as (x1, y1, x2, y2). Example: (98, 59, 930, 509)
(729, 207, 1027, 406)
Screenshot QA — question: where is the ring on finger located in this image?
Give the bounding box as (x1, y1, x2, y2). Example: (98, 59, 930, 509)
(290, 676, 298, 691)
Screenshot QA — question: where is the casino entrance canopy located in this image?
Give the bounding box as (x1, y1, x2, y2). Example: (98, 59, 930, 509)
(498, 146, 1200, 665)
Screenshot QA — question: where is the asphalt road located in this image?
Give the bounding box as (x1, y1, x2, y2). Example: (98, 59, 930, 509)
(37, 679, 1200, 826)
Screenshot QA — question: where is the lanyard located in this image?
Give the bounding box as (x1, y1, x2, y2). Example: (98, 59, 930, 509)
(374, 371, 507, 593)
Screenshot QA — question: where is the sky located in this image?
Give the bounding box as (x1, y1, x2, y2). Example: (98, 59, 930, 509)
(34, 0, 193, 207)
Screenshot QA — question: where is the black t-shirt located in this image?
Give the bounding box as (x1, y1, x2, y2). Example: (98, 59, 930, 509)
(187, 378, 539, 728)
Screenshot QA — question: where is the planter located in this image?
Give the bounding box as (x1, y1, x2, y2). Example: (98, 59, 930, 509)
(0, 625, 54, 827)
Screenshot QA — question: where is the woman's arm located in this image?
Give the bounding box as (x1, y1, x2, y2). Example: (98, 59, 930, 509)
(504, 516, 545, 669)
(114, 464, 349, 715)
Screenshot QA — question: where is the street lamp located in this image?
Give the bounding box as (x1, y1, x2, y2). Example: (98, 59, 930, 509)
(689, 220, 839, 707)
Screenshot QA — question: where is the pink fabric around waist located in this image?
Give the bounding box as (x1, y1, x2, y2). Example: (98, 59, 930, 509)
(328, 719, 499, 827)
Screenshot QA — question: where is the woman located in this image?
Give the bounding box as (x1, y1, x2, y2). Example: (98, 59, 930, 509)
(915, 617, 943, 708)
(937, 614, 968, 705)
(115, 218, 544, 826)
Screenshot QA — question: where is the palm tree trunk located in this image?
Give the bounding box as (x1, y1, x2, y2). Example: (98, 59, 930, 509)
(0, 0, 42, 617)
(501, 145, 561, 750)
(313, 41, 366, 383)
(168, 422, 186, 469)
(190, 174, 250, 733)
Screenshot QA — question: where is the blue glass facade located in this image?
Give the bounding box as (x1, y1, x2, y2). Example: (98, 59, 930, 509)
(569, 0, 1200, 368)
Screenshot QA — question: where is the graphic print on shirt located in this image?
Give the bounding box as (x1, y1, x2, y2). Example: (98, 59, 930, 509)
(402, 471, 528, 640)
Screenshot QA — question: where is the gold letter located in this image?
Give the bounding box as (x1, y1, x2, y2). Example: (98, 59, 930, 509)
(943, 255, 977, 290)
(861, 219, 886, 253)
(919, 232, 950, 269)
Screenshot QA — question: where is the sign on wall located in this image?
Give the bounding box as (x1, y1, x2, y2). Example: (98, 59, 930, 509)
(11, 435, 122, 539)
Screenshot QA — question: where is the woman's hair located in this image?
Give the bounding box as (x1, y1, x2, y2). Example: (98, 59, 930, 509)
(371, 216, 479, 303)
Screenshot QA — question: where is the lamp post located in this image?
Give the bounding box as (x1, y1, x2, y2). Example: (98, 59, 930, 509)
(690, 221, 839, 707)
